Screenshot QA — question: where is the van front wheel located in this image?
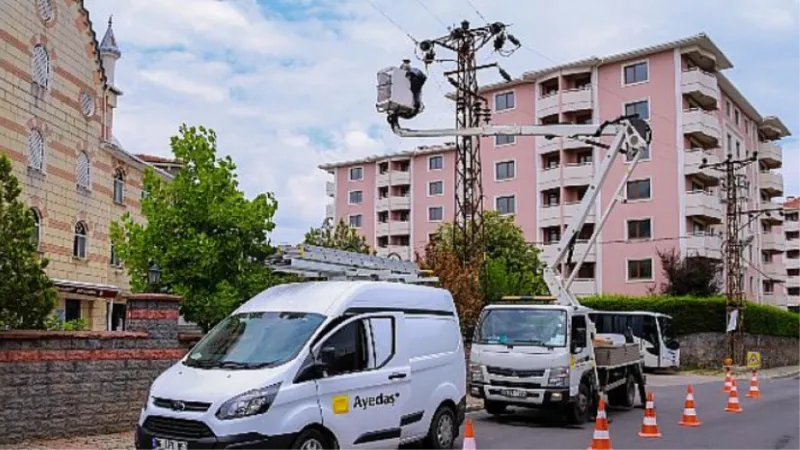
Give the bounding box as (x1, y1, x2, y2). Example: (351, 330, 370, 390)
(291, 428, 330, 450)
(424, 405, 457, 449)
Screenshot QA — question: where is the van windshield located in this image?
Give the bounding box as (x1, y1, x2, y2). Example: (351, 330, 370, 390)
(184, 311, 326, 370)
(475, 308, 567, 347)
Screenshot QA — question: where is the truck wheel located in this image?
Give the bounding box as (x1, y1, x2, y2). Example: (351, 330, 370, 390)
(424, 404, 456, 449)
(565, 381, 590, 425)
(290, 428, 330, 449)
(608, 374, 636, 408)
(484, 400, 507, 415)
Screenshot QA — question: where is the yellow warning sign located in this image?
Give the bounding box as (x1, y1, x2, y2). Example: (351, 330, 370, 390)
(746, 351, 761, 369)
(332, 395, 350, 414)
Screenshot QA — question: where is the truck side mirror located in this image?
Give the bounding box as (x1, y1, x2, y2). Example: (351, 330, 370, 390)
(464, 325, 475, 342)
(571, 328, 587, 353)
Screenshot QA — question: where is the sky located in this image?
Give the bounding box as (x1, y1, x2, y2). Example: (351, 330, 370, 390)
(82, 0, 800, 244)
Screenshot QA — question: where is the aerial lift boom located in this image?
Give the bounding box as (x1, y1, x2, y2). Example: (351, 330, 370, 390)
(376, 64, 652, 307)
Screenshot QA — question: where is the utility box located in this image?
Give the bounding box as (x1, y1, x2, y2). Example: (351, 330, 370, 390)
(376, 67, 416, 116)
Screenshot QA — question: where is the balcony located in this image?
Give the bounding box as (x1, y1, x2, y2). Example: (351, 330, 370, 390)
(539, 205, 562, 228)
(761, 201, 784, 224)
(572, 279, 598, 297)
(573, 241, 597, 262)
(563, 138, 593, 151)
(762, 233, 786, 253)
(326, 181, 335, 197)
(786, 220, 799, 233)
(537, 137, 560, 154)
(537, 92, 559, 118)
(563, 201, 596, 223)
(681, 69, 719, 109)
(538, 167, 561, 189)
(787, 275, 800, 289)
(761, 292, 784, 307)
(377, 170, 411, 186)
(762, 262, 786, 282)
(376, 245, 411, 260)
(561, 87, 592, 113)
(563, 162, 593, 186)
(685, 232, 723, 259)
(683, 108, 721, 147)
(389, 221, 411, 235)
(685, 190, 723, 223)
(684, 148, 720, 184)
(758, 141, 782, 169)
(759, 171, 783, 196)
(325, 203, 334, 219)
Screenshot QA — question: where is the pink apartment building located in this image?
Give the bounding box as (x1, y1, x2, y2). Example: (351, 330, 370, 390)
(784, 197, 800, 311)
(319, 33, 794, 308)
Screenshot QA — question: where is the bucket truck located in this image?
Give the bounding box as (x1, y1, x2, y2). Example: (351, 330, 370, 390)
(375, 63, 653, 423)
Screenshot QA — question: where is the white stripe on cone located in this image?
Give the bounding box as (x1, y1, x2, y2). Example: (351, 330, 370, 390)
(684, 408, 697, 415)
(646, 401, 654, 408)
(643, 416, 658, 425)
(687, 394, 694, 401)
(593, 430, 609, 439)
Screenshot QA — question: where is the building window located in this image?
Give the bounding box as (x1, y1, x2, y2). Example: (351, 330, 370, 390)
(80, 93, 95, 117)
(626, 179, 651, 201)
(627, 258, 653, 281)
(31, 44, 50, 88)
(428, 155, 443, 170)
(496, 195, 515, 215)
(76, 151, 90, 190)
(624, 100, 649, 120)
(428, 206, 443, 221)
(627, 218, 652, 240)
(429, 181, 444, 196)
(27, 128, 45, 171)
(734, 109, 740, 126)
(349, 214, 362, 228)
(495, 91, 515, 111)
(349, 167, 363, 181)
(735, 141, 741, 158)
(113, 168, 125, 204)
(495, 135, 515, 146)
(37, 0, 54, 22)
(726, 101, 731, 117)
(65, 299, 81, 321)
(543, 190, 560, 207)
(110, 243, 121, 267)
(73, 221, 87, 258)
(348, 190, 363, 204)
(495, 160, 515, 180)
(30, 208, 41, 250)
(623, 61, 648, 85)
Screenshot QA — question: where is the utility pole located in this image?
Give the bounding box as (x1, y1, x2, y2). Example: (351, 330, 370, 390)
(415, 20, 520, 266)
(700, 152, 758, 366)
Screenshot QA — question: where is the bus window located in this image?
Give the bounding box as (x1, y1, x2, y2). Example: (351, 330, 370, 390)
(642, 315, 660, 354)
(658, 316, 680, 350)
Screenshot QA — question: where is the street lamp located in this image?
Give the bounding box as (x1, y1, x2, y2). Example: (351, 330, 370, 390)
(147, 263, 162, 292)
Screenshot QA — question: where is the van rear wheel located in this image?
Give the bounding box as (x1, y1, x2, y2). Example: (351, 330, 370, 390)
(424, 405, 456, 449)
(291, 428, 330, 450)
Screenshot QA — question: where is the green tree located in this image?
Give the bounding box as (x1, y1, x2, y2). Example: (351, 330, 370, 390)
(110, 124, 283, 332)
(0, 154, 57, 329)
(655, 247, 722, 297)
(304, 217, 373, 254)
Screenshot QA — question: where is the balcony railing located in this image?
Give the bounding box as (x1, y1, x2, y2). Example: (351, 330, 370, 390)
(762, 233, 787, 253)
(563, 201, 595, 222)
(539, 204, 561, 228)
(685, 190, 723, 223)
(537, 91, 559, 118)
(762, 262, 786, 281)
(683, 108, 721, 146)
(377, 170, 410, 186)
(684, 148, 720, 183)
(563, 162, 593, 185)
(686, 232, 723, 259)
(325, 203, 334, 219)
(758, 141, 782, 168)
(537, 136, 560, 154)
(681, 68, 719, 109)
(325, 181, 335, 197)
(785, 220, 799, 233)
(759, 170, 783, 195)
(561, 86, 592, 113)
(572, 279, 598, 297)
(538, 167, 560, 189)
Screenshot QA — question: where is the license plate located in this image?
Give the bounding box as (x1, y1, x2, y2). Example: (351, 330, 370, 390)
(501, 389, 527, 398)
(153, 437, 188, 450)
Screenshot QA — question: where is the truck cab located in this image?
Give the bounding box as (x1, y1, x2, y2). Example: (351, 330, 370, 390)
(467, 298, 598, 423)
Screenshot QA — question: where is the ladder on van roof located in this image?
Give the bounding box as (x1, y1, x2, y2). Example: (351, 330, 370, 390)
(267, 244, 439, 285)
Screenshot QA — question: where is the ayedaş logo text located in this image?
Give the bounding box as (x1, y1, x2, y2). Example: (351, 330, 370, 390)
(353, 393, 400, 410)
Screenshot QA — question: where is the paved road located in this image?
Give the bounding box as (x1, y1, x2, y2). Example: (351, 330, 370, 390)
(452, 376, 799, 449)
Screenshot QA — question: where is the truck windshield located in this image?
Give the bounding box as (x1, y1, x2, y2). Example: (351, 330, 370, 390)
(475, 308, 567, 347)
(184, 311, 326, 370)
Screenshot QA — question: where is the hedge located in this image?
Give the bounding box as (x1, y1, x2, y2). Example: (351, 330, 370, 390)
(581, 295, 799, 338)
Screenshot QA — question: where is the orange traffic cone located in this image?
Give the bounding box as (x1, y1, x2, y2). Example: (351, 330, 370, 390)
(725, 378, 743, 413)
(746, 370, 760, 399)
(637, 392, 662, 438)
(462, 418, 476, 450)
(723, 368, 733, 393)
(678, 384, 702, 427)
(587, 399, 611, 450)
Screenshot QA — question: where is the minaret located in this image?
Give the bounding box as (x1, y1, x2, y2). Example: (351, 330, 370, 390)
(99, 16, 121, 88)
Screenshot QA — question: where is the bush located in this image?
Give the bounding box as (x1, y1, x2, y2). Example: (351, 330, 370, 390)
(582, 295, 799, 338)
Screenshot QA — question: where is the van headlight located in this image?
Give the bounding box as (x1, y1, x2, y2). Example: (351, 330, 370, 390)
(548, 366, 570, 387)
(216, 382, 281, 420)
(469, 363, 485, 383)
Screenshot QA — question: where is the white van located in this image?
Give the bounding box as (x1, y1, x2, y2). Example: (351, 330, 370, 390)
(135, 281, 467, 449)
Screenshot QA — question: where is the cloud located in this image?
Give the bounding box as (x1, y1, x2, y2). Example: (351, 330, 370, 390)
(83, 0, 800, 244)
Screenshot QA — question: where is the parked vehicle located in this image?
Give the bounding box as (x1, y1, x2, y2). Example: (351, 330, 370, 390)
(136, 281, 466, 449)
(589, 311, 680, 370)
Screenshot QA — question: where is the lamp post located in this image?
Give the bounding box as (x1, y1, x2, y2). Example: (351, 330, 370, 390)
(146, 263, 162, 293)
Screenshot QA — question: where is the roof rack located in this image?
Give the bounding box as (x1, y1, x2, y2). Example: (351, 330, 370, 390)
(267, 244, 439, 285)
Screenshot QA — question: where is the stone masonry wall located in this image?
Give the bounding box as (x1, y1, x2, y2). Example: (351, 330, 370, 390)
(0, 294, 184, 445)
(678, 332, 799, 369)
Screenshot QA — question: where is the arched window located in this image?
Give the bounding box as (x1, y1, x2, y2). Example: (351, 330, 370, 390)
(30, 208, 41, 250)
(76, 152, 90, 190)
(31, 44, 50, 88)
(113, 168, 125, 204)
(27, 129, 45, 171)
(73, 221, 87, 258)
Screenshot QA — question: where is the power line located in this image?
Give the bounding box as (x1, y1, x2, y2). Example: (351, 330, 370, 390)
(363, 0, 418, 44)
(411, 0, 448, 28)
(463, 0, 488, 22)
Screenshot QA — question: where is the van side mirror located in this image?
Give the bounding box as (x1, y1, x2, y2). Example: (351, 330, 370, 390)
(317, 346, 337, 366)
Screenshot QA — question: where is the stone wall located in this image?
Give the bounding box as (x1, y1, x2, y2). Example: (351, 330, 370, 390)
(0, 294, 184, 445)
(678, 332, 800, 369)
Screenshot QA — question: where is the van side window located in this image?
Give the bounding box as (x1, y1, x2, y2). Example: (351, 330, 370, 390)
(365, 317, 395, 368)
(321, 320, 368, 376)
